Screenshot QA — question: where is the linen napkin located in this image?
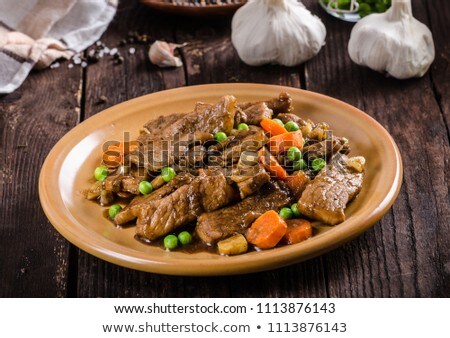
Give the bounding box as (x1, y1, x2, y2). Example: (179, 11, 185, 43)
(0, 0, 118, 94)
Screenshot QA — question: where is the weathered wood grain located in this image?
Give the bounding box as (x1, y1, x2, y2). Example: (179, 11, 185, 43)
(304, 0, 449, 297)
(84, 2, 186, 118)
(424, 0, 450, 297)
(1, 0, 447, 298)
(175, 19, 303, 87)
(0, 65, 82, 297)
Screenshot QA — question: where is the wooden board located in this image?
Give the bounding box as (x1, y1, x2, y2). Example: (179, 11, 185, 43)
(303, 0, 449, 297)
(0, 0, 448, 297)
(0, 59, 82, 297)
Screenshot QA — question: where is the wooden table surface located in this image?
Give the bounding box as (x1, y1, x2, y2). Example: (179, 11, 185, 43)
(1, 0, 448, 298)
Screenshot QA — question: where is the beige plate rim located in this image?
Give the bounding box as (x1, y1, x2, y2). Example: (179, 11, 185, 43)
(39, 83, 403, 276)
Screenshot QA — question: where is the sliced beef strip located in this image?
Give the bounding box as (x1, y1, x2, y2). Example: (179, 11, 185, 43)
(284, 170, 311, 200)
(298, 155, 364, 225)
(86, 181, 102, 200)
(99, 190, 114, 206)
(143, 112, 185, 135)
(135, 171, 238, 240)
(198, 169, 239, 212)
(134, 131, 214, 172)
(103, 175, 123, 193)
(195, 182, 292, 244)
(87, 166, 147, 202)
(103, 175, 142, 195)
(302, 137, 350, 161)
(135, 183, 200, 240)
(132, 96, 235, 171)
(102, 164, 149, 195)
(236, 170, 270, 199)
(231, 163, 270, 199)
(157, 95, 236, 138)
(234, 107, 247, 126)
(276, 113, 309, 127)
(114, 173, 194, 225)
(235, 102, 273, 126)
(213, 129, 267, 167)
(121, 177, 141, 195)
(238, 92, 292, 115)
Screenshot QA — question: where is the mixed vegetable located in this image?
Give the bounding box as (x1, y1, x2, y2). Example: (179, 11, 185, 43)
(322, 0, 392, 17)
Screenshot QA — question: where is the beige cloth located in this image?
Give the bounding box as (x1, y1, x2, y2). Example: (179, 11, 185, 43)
(0, 0, 118, 94)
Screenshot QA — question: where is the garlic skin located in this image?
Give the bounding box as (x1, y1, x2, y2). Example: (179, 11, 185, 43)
(148, 41, 186, 68)
(348, 0, 435, 79)
(231, 0, 326, 67)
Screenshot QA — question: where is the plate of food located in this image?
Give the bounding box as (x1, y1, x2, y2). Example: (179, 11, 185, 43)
(39, 83, 402, 275)
(139, 0, 246, 17)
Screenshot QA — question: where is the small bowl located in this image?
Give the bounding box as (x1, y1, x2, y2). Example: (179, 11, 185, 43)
(139, 0, 246, 17)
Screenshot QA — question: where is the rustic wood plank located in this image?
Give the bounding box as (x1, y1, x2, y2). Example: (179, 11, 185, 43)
(425, 0, 450, 128)
(175, 19, 303, 87)
(0, 64, 82, 297)
(304, 0, 449, 297)
(425, 0, 450, 296)
(84, 2, 186, 118)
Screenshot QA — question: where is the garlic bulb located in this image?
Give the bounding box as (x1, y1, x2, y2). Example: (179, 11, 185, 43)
(148, 41, 186, 68)
(348, 0, 435, 79)
(231, 0, 326, 67)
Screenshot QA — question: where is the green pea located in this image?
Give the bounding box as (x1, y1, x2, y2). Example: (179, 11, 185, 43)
(284, 121, 300, 132)
(272, 118, 284, 126)
(214, 131, 227, 142)
(178, 231, 192, 245)
(287, 147, 302, 161)
(293, 159, 307, 171)
(139, 181, 153, 195)
(291, 203, 301, 218)
(358, 3, 372, 16)
(279, 207, 293, 220)
(161, 167, 176, 182)
(375, 2, 387, 12)
(164, 234, 178, 250)
(94, 165, 108, 182)
(311, 158, 326, 172)
(237, 123, 249, 131)
(108, 204, 121, 219)
(337, 0, 351, 10)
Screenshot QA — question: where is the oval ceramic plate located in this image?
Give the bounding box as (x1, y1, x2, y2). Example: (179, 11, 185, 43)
(39, 84, 402, 276)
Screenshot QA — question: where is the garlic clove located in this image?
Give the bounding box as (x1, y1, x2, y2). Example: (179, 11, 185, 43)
(348, 0, 435, 79)
(231, 0, 326, 67)
(148, 40, 186, 68)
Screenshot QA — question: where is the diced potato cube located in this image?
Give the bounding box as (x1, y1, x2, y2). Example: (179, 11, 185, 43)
(217, 234, 248, 256)
(346, 156, 366, 173)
